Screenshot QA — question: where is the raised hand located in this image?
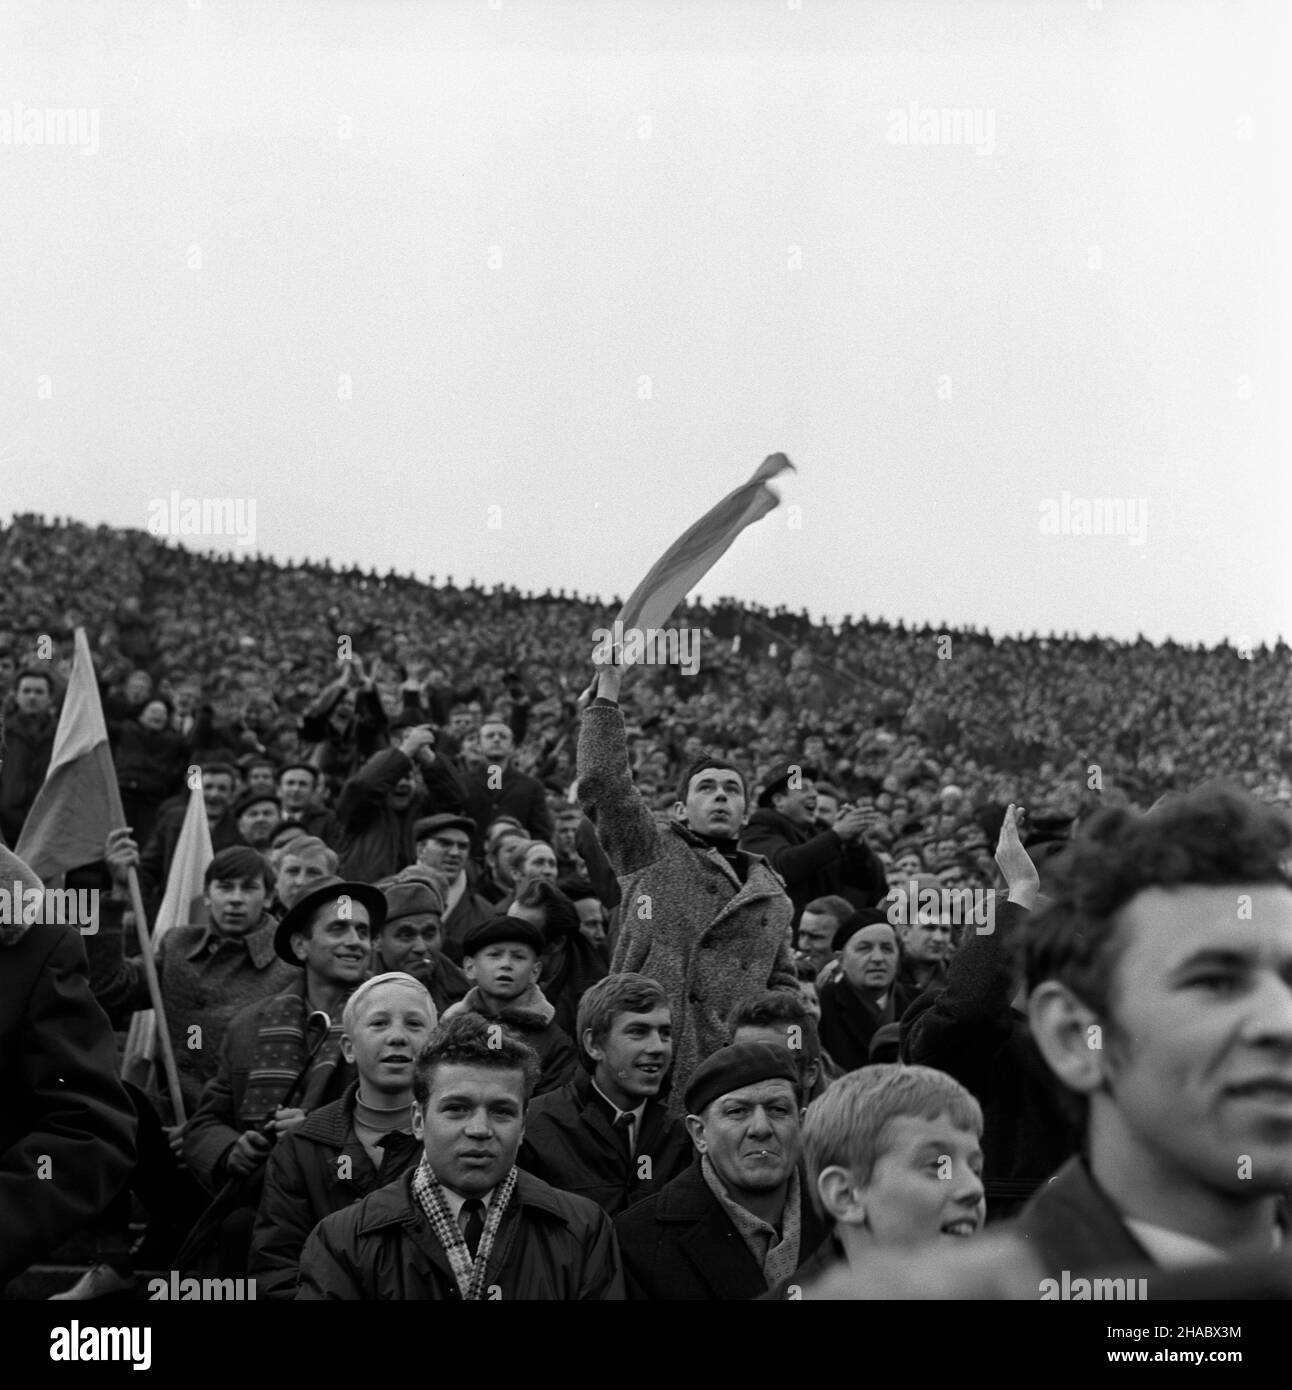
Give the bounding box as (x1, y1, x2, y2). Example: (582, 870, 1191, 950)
(994, 803, 1040, 906)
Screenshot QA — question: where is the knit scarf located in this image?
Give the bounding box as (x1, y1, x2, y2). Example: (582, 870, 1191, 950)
(410, 1154, 519, 1300)
(241, 990, 346, 1127)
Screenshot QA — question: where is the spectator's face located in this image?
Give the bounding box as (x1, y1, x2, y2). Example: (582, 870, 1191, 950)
(449, 707, 474, 737)
(587, 1005, 673, 1103)
(773, 779, 817, 829)
(683, 768, 746, 837)
(842, 923, 900, 993)
(875, 792, 893, 813)
(466, 943, 541, 1004)
(206, 873, 268, 935)
(553, 816, 579, 855)
(519, 843, 558, 884)
(901, 916, 953, 965)
(15, 676, 51, 715)
(486, 828, 523, 873)
(882, 775, 900, 795)
(331, 694, 355, 729)
(203, 773, 235, 818)
(389, 775, 417, 810)
(173, 685, 199, 715)
(688, 1080, 801, 1198)
(278, 769, 316, 811)
(292, 901, 372, 984)
(1063, 885, 1292, 1197)
(574, 897, 606, 949)
(796, 910, 838, 973)
(846, 1115, 985, 1246)
(412, 1063, 527, 1197)
(418, 829, 471, 877)
(895, 850, 923, 876)
(343, 983, 434, 1096)
(125, 671, 152, 704)
(276, 852, 331, 908)
(479, 722, 514, 761)
(139, 698, 170, 732)
(246, 764, 277, 797)
(815, 792, 839, 823)
(683, 735, 703, 759)
(377, 913, 443, 981)
(0, 654, 15, 687)
(238, 801, 281, 847)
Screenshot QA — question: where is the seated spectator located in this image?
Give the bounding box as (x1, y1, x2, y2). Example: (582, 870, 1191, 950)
(412, 813, 492, 962)
(373, 873, 469, 1016)
(892, 873, 954, 994)
(91, 840, 295, 1115)
(818, 910, 919, 1074)
(740, 761, 886, 923)
(476, 816, 527, 904)
(249, 972, 434, 1298)
(234, 789, 282, 851)
(615, 1042, 828, 1300)
(441, 916, 577, 1096)
(561, 875, 610, 957)
(181, 877, 387, 1271)
(728, 990, 828, 1101)
(273, 835, 338, 913)
(1014, 786, 1292, 1274)
(795, 894, 853, 976)
(508, 878, 607, 1038)
(296, 1014, 623, 1299)
(519, 973, 693, 1216)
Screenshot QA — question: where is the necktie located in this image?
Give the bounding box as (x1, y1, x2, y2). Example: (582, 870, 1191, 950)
(461, 1198, 485, 1258)
(613, 1110, 635, 1158)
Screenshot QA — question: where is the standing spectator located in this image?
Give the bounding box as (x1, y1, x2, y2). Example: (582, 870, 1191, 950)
(276, 762, 334, 839)
(413, 813, 493, 962)
(741, 761, 887, 924)
(0, 668, 57, 845)
(137, 761, 245, 910)
(579, 661, 798, 1115)
(818, 910, 919, 1072)
(109, 694, 189, 850)
(459, 720, 554, 852)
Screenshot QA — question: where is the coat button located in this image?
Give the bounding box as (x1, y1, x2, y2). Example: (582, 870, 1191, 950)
(706, 884, 718, 894)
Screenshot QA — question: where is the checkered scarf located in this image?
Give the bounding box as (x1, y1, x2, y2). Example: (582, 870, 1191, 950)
(410, 1154, 518, 1300)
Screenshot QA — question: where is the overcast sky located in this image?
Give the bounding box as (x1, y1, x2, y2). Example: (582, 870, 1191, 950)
(3, 0, 1288, 645)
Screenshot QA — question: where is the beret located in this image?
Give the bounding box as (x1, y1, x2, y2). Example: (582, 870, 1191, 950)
(461, 915, 544, 958)
(684, 1041, 799, 1117)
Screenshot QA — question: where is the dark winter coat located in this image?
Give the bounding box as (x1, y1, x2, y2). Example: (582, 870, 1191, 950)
(110, 720, 189, 806)
(614, 1159, 829, 1301)
(334, 748, 466, 884)
(739, 807, 887, 924)
(818, 974, 919, 1074)
(249, 1082, 421, 1299)
(138, 802, 245, 914)
(441, 986, 577, 1097)
(0, 845, 138, 1286)
(518, 1072, 694, 1217)
(899, 899, 1080, 1219)
(0, 709, 56, 845)
(578, 701, 798, 1116)
(458, 761, 554, 853)
(296, 1167, 624, 1300)
(439, 882, 495, 964)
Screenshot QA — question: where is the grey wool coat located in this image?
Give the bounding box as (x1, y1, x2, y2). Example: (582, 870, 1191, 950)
(577, 700, 798, 1115)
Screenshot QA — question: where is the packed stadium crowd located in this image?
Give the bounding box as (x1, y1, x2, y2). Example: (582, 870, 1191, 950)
(2, 512, 1291, 1302)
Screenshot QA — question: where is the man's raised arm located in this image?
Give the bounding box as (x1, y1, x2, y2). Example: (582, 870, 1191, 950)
(575, 663, 660, 876)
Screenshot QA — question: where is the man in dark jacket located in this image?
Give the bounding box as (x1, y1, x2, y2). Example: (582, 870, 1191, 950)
(249, 972, 433, 1297)
(1011, 787, 1292, 1277)
(614, 1042, 829, 1299)
(412, 813, 493, 963)
(458, 719, 554, 854)
(333, 728, 466, 884)
(519, 973, 693, 1216)
(296, 1013, 623, 1299)
(136, 761, 245, 913)
(820, 910, 920, 1074)
(371, 873, 469, 1017)
(0, 668, 57, 845)
(740, 761, 887, 926)
(0, 842, 138, 1290)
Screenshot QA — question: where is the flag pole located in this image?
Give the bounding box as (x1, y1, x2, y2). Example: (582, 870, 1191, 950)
(124, 863, 187, 1125)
